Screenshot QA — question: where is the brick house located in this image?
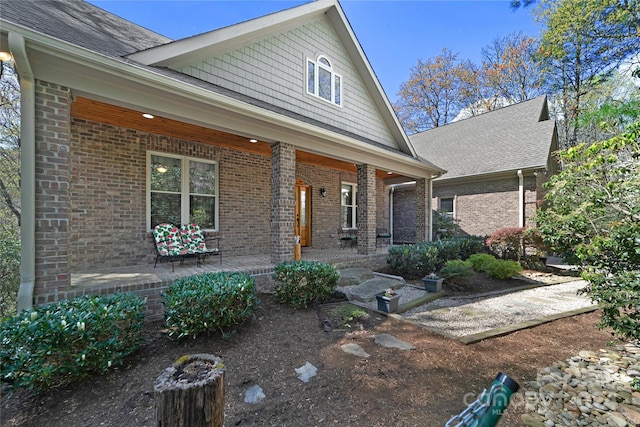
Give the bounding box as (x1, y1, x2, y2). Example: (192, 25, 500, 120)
(392, 96, 558, 242)
(1, 0, 444, 312)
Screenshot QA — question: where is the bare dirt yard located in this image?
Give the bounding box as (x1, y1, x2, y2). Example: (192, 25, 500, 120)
(1, 272, 619, 427)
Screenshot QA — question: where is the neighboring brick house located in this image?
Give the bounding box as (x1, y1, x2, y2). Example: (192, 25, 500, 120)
(393, 96, 558, 242)
(1, 0, 444, 311)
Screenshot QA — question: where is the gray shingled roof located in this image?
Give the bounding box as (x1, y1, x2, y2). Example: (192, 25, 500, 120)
(409, 96, 556, 181)
(2, 0, 171, 57)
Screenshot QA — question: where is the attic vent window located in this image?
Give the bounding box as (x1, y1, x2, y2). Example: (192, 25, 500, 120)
(307, 55, 342, 106)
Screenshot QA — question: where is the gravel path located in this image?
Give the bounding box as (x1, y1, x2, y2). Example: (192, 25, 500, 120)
(402, 280, 595, 337)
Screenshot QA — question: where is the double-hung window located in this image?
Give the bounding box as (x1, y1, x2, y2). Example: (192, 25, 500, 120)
(341, 182, 357, 229)
(307, 55, 342, 106)
(148, 152, 218, 230)
(439, 197, 454, 219)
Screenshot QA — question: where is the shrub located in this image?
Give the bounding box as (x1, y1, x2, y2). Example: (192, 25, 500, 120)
(467, 253, 498, 272)
(273, 261, 339, 308)
(387, 243, 439, 279)
(386, 236, 485, 279)
(484, 259, 523, 280)
(163, 272, 256, 339)
(0, 293, 145, 391)
(440, 260, 474, 280)
(486, 227, 526, 260)
(0, 233, 20, 318)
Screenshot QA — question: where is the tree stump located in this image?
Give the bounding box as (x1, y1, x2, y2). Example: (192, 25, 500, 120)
(154, 354, 225, 427)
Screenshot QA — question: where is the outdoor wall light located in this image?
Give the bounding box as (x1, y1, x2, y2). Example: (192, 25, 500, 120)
(320, 187, 327, 197)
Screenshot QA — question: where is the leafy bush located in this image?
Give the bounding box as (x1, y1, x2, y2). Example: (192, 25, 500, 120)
(0, 232, 20, 318)
(387, 243, 439, 280)
(163, 272, 256, 339)
(486, 227, 527, 260)
(0, 293, 145, 391)
(467, 253, 498, 272)
(273, 261, 339, 308)
(535, 122, 640, 341)
(440, 260, 474, 280)
(387, 237, 485, 279)
(484, 259, 523, 280)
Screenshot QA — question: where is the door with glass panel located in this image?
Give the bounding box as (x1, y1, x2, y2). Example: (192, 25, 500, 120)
(295, 181, 311, 247)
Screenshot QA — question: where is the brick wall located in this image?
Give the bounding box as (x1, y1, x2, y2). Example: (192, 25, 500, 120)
(433, 174, 538, 237)
(392, 187, 415, 243)
(34, 81, 72, 299)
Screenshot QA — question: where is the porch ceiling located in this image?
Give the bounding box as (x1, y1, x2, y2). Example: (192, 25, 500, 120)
(70, 96, 404, 180)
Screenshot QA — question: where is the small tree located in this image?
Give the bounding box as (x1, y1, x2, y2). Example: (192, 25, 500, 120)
(535, 121, 640, 341)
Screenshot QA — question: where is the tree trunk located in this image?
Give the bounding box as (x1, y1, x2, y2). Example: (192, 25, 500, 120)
(154, 354, 225, 427)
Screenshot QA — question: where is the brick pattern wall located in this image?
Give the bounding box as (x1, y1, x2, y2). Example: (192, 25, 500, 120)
(356, 164, 376, 254)
(392, 187, 415, 243)
(433, 174, 539, 237)
(34, 81, 72, 300)
(415, 178, 430, 243)
(270, 142, 296, 263)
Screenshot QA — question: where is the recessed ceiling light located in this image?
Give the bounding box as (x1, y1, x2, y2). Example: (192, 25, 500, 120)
(142, 113, 154, 119)
(387, 171, 393, 175)
(249, 139, 258, 143)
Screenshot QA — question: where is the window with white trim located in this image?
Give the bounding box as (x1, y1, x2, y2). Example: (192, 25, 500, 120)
(439, 197, 454, 219)
(148, 152, 218, 230)
(307, 55, 342, 106)
(341, 182, 357, 228)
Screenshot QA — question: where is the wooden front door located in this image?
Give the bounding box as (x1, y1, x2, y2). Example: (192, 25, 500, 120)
(295, 180, 311, 247)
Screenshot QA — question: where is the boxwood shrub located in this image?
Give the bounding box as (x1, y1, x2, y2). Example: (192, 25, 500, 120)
(467, 253, 523, 279)
(0, 293, 145, 391)
(163, 272, 257, 339)
(387, 236, 485, 279)
(272, 261, 339, 308)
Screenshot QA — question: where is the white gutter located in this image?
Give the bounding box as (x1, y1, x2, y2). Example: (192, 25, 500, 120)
(517, 169, 524, 228)
(9, 32, 35, 313)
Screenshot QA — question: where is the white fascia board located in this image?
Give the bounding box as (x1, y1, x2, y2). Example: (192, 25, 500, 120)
(128, 1, 331, 67)
(9, 20, 438, 179)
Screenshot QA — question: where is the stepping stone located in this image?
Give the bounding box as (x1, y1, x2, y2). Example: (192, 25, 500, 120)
(372, 333, 415, 350)
(340, 343, 370, 358)
(244, 384, 266, 403)
(338, 268, 374, 287)
(344, 277, 405, 302)
(294, 361, 317, 383)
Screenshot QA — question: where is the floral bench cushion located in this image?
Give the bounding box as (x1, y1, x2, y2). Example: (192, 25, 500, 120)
(179, 224, 219, 254)
(153, 223, 188, 257)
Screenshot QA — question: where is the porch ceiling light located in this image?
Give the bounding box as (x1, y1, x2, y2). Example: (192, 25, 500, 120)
(249, 138, 258, 143)
(142, 113, 155, 119)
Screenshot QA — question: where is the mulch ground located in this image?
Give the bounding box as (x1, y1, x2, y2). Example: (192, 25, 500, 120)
(1, 272, 618, 427)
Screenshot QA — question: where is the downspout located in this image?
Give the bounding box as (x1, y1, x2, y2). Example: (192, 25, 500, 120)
(428, 177, 434, 241)
(10, 33, 36, 313)
(389, 186, 394, 245)
(517, 169, 524, 228)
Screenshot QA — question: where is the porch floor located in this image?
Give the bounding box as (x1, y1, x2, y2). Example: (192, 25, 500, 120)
(71, 246, 392, 290)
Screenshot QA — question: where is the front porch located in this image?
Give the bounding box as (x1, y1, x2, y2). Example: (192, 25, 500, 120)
(68, 246, 393, 321)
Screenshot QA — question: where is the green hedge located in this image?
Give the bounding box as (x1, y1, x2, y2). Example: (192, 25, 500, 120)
(467, 253, 523, 279)
(163, 272, 257, 339)
(273, 261, 339, 308)
(0, 293, 145, 391)
(387, 236, 485, 279)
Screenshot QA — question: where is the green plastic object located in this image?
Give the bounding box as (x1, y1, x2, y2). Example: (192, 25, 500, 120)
(445, 372, 520, 427)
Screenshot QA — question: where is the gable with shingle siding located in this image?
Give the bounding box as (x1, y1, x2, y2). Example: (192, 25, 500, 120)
(177, 17, 396, 149)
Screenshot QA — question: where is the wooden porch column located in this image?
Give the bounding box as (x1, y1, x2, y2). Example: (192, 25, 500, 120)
(356, 164, 376, 254)
(415, 178, 431, 243)
(270, 142, 296, 264)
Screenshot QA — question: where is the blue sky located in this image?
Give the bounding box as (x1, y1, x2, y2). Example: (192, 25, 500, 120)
(88, 1, 541, 101)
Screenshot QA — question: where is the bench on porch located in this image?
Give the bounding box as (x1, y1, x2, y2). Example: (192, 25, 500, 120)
(153, 223, 221, 271)
(338, 228, 357, 250)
